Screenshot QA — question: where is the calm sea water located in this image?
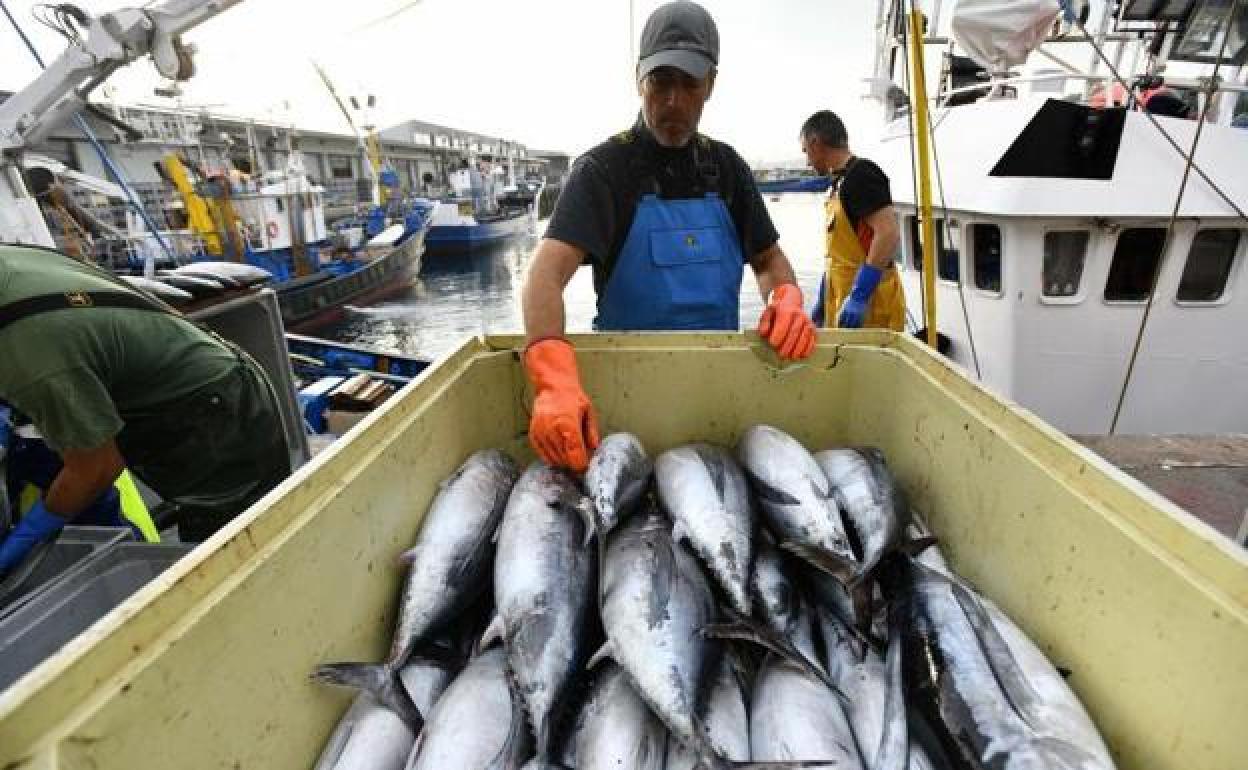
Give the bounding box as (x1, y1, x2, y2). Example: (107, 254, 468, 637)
(319, 194, 830, 360)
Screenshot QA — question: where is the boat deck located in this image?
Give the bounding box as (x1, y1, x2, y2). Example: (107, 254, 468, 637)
(1074, 434, 1248, 547)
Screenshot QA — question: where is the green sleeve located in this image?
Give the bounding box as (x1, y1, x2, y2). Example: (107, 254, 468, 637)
(6, 367, 123, 451)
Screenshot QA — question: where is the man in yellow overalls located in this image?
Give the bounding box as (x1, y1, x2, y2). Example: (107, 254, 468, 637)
(799, 111, 905, 330)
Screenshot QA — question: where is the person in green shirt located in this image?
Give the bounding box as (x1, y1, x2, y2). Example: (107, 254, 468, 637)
(0, 244, 289, 572)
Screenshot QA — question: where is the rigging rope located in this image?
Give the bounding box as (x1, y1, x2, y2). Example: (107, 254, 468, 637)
(1108, 0, 1241, 434)
(0, 0, 176, 267)
(1073, 9, 1247, 224)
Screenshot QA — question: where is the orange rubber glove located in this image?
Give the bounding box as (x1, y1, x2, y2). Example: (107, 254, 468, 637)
(524, 338, 601, 473)
(758, 283, 817, 360)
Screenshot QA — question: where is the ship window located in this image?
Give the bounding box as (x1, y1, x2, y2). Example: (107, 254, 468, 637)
(908, 216, 959, 281)
(1178, 229, 1239, 302)
(329, 154, 353, 180)
(972, 224, 1002, 294)
(1105, 228, 1166, 302)
(1043, 231, 1089, 297)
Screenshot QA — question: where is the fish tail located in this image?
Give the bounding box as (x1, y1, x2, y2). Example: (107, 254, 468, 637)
(311, 662, 424, 730)
(702, 610, 843, 701)
(898, 535, 940, 557)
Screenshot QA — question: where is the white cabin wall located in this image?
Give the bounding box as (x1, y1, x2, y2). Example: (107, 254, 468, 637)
(1113, 223, 1248, 433)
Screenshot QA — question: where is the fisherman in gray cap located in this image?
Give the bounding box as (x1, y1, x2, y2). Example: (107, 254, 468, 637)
(520, 0, 815, 474)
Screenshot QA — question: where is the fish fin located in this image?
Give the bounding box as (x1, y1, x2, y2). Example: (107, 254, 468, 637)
(311, 662, 424, 730)
(495, 668, 534, 770)
(744, 471, 804, 507)
(898, 535, 939, 557)
(577, 498, 597, 548)
(702, 610, 843, 702)
(396, 546, 421, 566)
(475, 613, 505, 655)
(779, 540, 858, 586)
(586, 640, 613, 670)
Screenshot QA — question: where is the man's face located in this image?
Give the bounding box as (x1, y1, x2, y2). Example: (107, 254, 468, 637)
(801, 134, 832, 175)
(639, 67, 715, 148)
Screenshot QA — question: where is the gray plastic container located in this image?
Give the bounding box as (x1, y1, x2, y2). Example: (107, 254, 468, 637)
(0, 527, 133, 619)
(0, 541, 195, 692)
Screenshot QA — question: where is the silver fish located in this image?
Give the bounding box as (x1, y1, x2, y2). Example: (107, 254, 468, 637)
(494, 462, 595, 759)
(750, 655, 865, 769)
(598, 507, 718, 756)
(585, 432, 652, 538)
(119, 274, 192, 304)
(665, 651, 750, 770)
(888, 559, 1114, 769)
(404, 647, 529, 770)
(315, 449, 518, 725)
(815, 607, 908, 770)
(174, 259, 273, 286)
(737, 425, 857, 583)
(575, 662, 668, 770)
(656, 443, 755, 615)
(313, 659, 451, 769)
(815, 448, 915, 586)
(752, 539, 819, 665)
(314, 693, 415, 770)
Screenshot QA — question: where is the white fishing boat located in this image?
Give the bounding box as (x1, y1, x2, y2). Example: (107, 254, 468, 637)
(866, 0, 1248, 435)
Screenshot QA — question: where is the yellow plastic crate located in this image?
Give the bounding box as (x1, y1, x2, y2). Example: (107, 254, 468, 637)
(1, 331, 1243, 769)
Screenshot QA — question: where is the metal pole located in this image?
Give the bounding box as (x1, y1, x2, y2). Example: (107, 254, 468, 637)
(908, 6, 938, 349)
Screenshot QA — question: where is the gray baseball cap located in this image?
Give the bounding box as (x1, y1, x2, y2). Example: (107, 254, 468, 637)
(637, 1, 719, 81)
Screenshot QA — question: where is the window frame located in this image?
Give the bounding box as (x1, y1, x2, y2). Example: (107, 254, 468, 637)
(1039, 228, 1094, 306)
(905, 214, 961, 285)
(968, 221, 1004, 298)
(1174, 227, 1241, 307)
(1103, 226, 1169, 305)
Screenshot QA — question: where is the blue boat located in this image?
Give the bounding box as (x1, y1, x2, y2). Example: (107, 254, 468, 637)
(755, 175, 832, 193)
(286, 333, 431, 381)
(424, 163, 535, 255)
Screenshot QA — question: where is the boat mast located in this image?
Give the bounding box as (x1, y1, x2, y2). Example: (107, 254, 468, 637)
(907, 2, 939, 349)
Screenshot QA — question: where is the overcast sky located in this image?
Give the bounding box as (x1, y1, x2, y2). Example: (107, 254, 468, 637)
(0, 0, 884, 165)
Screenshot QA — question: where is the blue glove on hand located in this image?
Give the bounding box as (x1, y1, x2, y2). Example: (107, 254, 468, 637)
(0, 500, 66, 575)
(837, 264, 884, 329)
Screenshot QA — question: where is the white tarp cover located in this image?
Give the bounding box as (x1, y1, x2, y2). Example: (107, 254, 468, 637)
(951, 0, 1061, 71)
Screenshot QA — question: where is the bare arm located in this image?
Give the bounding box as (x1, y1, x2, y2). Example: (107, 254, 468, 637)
(748, 243, 799, 300)
(45, 440, 125, 519)
(863, 205, 900, 270)
(522, 237, 588, 343)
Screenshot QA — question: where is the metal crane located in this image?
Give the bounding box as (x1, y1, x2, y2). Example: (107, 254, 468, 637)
(0, 0, 244, 248)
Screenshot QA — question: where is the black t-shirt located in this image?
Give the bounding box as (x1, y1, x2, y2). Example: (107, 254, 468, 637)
(834, 157, 892, 232)
(545, 116, 779, 294)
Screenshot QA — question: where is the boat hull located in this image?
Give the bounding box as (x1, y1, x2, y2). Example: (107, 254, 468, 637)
(424, 209, 530, 255)
(277, 229, 427, 332)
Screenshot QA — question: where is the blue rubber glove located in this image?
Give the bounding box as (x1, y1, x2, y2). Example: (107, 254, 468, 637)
(811, 273, 828, 327)
(837, 264, 884, 329)
(0, 500, 66, 575)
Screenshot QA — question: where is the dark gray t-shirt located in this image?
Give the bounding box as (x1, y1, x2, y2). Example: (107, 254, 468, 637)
(545, 118, 779, 295)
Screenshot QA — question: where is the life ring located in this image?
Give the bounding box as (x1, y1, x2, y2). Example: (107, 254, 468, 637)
(266, 221, 279, 239)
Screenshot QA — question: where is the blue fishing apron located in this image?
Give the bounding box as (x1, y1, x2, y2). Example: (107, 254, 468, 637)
(595, 192, 744, 330)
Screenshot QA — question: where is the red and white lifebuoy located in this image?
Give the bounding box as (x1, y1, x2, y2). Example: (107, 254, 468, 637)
(266, 221, 279, 239)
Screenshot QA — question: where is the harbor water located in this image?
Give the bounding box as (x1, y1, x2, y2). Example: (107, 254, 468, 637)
(319, 194, 832, 359)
